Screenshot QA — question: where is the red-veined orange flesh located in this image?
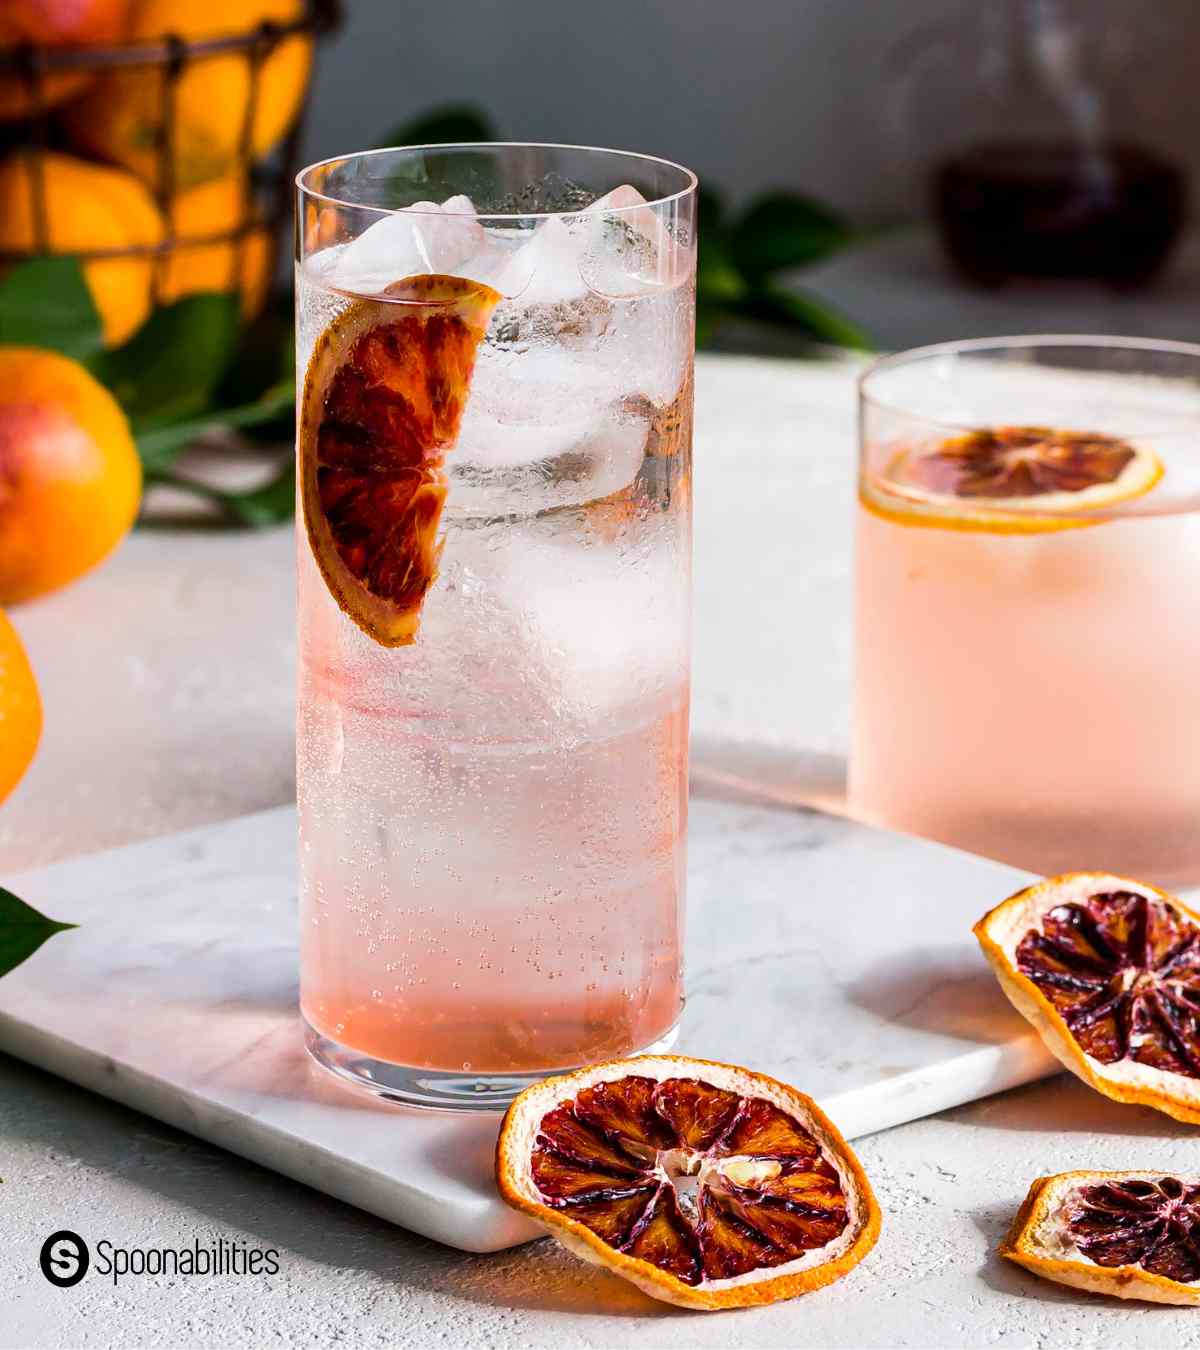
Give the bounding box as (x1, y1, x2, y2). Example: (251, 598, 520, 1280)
(1002, 1170, 1200, 1304)
(496, 1056, 880, 1310)
(862, 425, 1162, 534)
(976, 872, 1200, 1123)
(300, 274, 500, 646)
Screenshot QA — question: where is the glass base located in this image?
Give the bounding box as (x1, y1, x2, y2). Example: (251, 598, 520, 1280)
(304, 1017, 682, 1112)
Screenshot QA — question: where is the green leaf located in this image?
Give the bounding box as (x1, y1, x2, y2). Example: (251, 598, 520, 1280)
(0, 886, 76, 980)
(235, 405, 296, 448)
(147, 455, 294, 529)
(135, 377, 295, 473)
(697, 183, 746, 316)
(216, 304, 294, 409)
(729, 193, 854, 280)
(377, 104, 496, 148)
(697, 232, 747, 304)
(218, 456, 295, 527)
(694, 298, 725, 349)
(0, 257, 103, 360)
(91, 293, 241, 428)
(696, 185, 725, 237)
(735, 285, 872, 351)
(370, 107, 498, 206)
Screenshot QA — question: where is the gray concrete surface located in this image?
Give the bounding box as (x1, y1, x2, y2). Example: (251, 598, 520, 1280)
(6, 1055, 1200, 1348)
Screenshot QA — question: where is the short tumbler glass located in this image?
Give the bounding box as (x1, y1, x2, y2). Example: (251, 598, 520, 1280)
(295, 145, 697, 1108)
(851, 335, 1200, 886)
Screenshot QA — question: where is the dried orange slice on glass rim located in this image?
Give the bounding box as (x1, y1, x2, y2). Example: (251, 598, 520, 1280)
(861, 425, 1162, 534)
(299, 273, 501, 646)
(496, 1055, 880, 1310)
(1002, 1171, 1200, 1305)
(975, 872, 1200, 1123)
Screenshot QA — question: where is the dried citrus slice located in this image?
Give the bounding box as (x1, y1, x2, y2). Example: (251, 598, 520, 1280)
(495, 1055, 880, 1310)
(862, 425, 1162, 534)
(975, 873, 1200, 1123)
(1001, 1171, 1200, 1304)
(299, 274, 501, 646)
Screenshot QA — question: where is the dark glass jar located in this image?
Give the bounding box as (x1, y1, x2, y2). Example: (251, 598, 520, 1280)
(891, 0, 1191, 286)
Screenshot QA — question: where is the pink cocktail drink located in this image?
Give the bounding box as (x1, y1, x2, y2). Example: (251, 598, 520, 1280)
(298, 631, 687, 1074)
(851, 338, 1200, 885)
(295, 146, 696, 1108)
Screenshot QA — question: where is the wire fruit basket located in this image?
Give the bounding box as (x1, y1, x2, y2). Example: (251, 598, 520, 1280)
(0, 0, 341, 337)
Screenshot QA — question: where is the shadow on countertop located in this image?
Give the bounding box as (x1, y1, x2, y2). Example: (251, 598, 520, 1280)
(0, 1052, 675, 1321)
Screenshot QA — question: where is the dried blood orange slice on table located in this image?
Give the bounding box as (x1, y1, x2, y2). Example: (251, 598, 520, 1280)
(496, 1055, 880, 1310)
(299, 274, 501, 646)
(1002, 1171, 1200, 1304)
(861, 425, 1162, 533)
(976, 873, 1200, 1122)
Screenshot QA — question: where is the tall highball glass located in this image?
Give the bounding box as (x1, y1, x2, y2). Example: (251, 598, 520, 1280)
(295, 145, 696, 1108)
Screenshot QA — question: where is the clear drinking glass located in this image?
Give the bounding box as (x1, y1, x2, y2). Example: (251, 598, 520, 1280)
(295, 145, 696, 1108)
(851, 336, 1200, 886)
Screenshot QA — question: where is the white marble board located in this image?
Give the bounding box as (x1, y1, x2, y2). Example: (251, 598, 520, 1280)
(0, 797, 1057, 1253)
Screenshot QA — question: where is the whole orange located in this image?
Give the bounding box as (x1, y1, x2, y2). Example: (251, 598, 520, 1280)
(0, 347, 142, 603)
(61, 0, 312, 192)
(0, 152, 165, 346)
(0, 1, 133, 120)
(161, 175, 275, 318)
(0, 608, 41, 804)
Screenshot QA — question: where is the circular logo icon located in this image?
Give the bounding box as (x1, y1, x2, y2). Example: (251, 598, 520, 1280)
(39, 1231, 89, 1288)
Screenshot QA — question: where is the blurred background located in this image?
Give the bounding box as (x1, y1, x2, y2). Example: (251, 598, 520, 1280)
(306, 0, 1198, 221)
(305, 0, 1200, 349)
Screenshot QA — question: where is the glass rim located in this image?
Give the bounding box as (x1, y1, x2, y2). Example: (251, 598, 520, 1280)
(859, 333, 1200, 433)
(295, 141, 699, 221)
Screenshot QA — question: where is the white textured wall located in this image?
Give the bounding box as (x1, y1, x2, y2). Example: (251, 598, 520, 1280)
(304, 0, 1200, 220)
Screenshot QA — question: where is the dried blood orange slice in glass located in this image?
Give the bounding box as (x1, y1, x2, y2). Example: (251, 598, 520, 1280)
(975, 872, 1200, 1123)
(495, 1055, 880, 1310)
(1001, 1171, 1200, 1305)
(299, 273, 501, 646)
(861, 425, 1162, 533)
